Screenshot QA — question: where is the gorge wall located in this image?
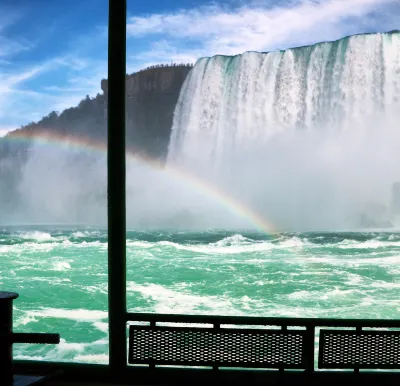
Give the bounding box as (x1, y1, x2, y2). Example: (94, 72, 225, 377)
(0, 65, 192, 221)
(101, 65, 192, 159)
(0, 64, 192, 161)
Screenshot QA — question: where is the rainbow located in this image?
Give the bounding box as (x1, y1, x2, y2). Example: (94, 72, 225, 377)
(3, 129, 277, 234)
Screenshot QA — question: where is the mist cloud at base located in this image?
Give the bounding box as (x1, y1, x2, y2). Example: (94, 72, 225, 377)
(5, 104, 400, 233)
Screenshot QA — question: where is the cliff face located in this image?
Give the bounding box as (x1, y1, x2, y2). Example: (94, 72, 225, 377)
(1, 65, 192, 162)
(102, 65, 192, 159)
(0, 66, 191, 219)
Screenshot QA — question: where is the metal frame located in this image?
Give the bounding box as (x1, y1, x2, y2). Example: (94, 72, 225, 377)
(16, 314, 400, 382)
(128, 325, 307, 369)
(125, 314, 400, 373)
(319, 329, 400, 370)
(12, 0, 400, 384)
(107, 0, 127, 373)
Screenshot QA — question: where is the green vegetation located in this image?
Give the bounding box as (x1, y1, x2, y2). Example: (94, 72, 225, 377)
(8, 93, 106, 142)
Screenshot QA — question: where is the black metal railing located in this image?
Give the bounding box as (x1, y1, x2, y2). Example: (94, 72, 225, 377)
(0, 292, 60, 385)
(11, 312, 400, 385)
(126, 313, 400, 373)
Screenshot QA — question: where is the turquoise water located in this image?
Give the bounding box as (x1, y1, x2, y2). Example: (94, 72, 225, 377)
(1, 226, 399, 364)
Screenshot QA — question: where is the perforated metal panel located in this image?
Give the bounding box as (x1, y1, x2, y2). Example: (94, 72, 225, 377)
(319, 329, 400, 369)
(128, 326, 306, 369)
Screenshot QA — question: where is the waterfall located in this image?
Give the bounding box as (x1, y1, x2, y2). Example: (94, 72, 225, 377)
(167, 32, 400, 230)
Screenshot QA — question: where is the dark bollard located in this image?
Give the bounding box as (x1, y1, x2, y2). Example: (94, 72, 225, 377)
(0, 291, 19, 385)
(0, 291, 60, 385)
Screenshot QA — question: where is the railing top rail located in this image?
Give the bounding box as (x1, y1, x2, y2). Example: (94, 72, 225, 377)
(126, 312, 400, 328)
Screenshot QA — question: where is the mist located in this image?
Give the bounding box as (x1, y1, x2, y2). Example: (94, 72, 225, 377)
(164, 32, 400, 231)
(7, 142, 253, 230)
(3, 32, 400, 231)
(164, 105, 400, 232)
(3, 99, 399, 233)
(214, 108, 400, 231)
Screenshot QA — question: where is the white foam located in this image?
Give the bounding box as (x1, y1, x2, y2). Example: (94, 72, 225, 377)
(72, 231, 86, 238)
(0, 242, 58, 254)
(93, 322, 109, 333)
(58, 338, 86, 352)
(73, 240, 106, 248)
(14, 314, 38, 327)
(82, 284, 108, 295)
(1, 239, 106, 254)
(92, 338, 109, 345)
(27, 308, 107, 322)
(127, 282, 243, 315)
(51, 261, 71, 271)
(126, 240, 156, 249)
(278, 237, 306, 248)
(14, 355, 48, 361)
(129, 238, 276, 255)
(71, 230, 104, 238)
(305, 254, 399, 267)
(73, 354, 108, 363)
(131, 234, 312, 255)
(20, 231, 53, 242)
(370, 281, 400, 289)
(287, 287, 363, 300)
(213, 234, 253, 246)
(0, 238, 103, 254)
(338, 240, 400, 249)
(14, 337, 109, 364)
(346, 273, 364, 285)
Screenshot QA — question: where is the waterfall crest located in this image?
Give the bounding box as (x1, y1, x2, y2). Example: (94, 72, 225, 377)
(167, 32, 400, 230)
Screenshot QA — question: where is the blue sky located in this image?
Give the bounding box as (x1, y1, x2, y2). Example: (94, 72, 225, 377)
(0, 0, 399, 135)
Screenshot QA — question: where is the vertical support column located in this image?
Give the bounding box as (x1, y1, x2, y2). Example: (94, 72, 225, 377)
(305, 325, 315, 373)
(107, 0, 127, 373)
(0, 292, 19, 385)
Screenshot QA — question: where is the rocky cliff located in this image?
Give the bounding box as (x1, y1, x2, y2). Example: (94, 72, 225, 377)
(101, 65, 192, 159)
(1, 64, 192, 162)
(0, 65, 192, 219)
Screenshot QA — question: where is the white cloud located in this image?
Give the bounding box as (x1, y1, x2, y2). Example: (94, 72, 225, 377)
(0, 36, 33, 58)
(0, 127, 12, 137)
(127, 0, 399, 63)
(127, 40, 197, 73)
(0, 3, 108, 130)
(0, 10, 33, 58)
(42, 86, 90, 93)
(0, 59, 68, 125)
(0, 60, 56, 90)
(0, 63, 52, 126)
(0, 51, 106, 128)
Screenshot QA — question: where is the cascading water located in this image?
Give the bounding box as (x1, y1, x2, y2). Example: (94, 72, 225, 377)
(4, 32, 400, 231)
(167, 31, 400, 231)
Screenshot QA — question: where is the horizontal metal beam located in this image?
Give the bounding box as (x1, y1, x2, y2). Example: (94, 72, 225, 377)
(126, 312, 400, 328)
(13, 360, 400, 386)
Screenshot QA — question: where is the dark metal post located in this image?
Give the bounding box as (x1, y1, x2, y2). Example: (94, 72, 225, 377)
(107, 0, 127, 373)
(0, 292, 19, 385)
(305, 325, 315, 372)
